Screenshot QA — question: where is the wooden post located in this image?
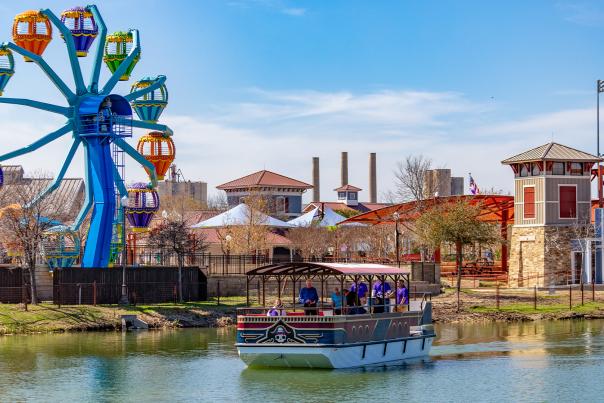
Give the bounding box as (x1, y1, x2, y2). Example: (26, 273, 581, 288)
(593, 281, 596, 302)
(496, 283, 500, 310)
(261, 277, 266, 307)
(246, 277, 250, 306)
(581, 282, 584, 306)
(22, 283, 27, 312)
(93, 281, 97, 306)
(569, 285, 572, 310)
(533, 285, 537, 310)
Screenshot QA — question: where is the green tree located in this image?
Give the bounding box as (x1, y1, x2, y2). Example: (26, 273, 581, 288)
(414, 199, 500, 311)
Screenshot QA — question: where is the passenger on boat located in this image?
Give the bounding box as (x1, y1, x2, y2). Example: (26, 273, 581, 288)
(395, 281, 409, 312)
(349, 281, 368, 305)
(267, 299, 285, 317)
(331, 287, 343, 315)
(299, 279, 319, 315)
(343, 289, 366, 315)
(372, 279, 392, 313)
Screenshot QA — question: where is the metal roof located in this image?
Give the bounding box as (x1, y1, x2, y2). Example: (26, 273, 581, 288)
(501, 142, 602, 164)
(334, 184, 362, 192)
(246, 262, 410, 277)
(340, 194, 515, 225)
(216, 170, 312, 190)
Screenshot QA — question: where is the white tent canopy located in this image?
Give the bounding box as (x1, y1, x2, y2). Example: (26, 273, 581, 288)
(288, 206, 347, 227)
(191, 203, 293, 228)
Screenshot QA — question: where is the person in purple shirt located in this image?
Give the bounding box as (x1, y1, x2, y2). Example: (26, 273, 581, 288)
(349, 281, 368, 304)
(396, 281, 409, 311)
(372, 279, 392, 313)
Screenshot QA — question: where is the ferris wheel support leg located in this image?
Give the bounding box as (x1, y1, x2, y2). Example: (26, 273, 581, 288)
(72, 145, 93, 231)
(0, 123, 72, 162)
(113, 164, 128, 198)
(124, 75, 167, 101)
(3, 43, 76, 103)
(0, 98, 70, 116)
(87, 4, 106, 94)
(113, 137, 158, 188)
(130, 119, 173, 136)
(41, 9, 86, 95)
(82, 138, 116, 268)
(100, 30, 140, 95)
(25, 138, 81, 209)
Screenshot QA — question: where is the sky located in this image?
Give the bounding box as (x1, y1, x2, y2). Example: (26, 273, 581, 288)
(1, 0, 604, 203)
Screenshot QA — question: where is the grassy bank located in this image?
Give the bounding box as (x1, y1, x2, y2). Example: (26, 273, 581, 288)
(0, 297, 245, 335)
(433, 288, 604, 322)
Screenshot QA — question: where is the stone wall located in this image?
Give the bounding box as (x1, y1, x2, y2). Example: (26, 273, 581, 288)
(509, 226, 573, 287)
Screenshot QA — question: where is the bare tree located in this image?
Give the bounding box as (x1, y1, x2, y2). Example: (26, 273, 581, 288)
(206, 192, 229, 211)
(148, 216, 207, 302)
(393, 155, 435, 205)
(0, 173, 64, 304)
(229, 192, 270, 256)
(287, 225, 328, 260)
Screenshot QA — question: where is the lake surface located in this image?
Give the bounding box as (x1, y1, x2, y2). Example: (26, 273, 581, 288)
(2, 320, 604, 402)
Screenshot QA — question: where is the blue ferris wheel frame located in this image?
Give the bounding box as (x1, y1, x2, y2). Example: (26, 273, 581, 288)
(0, 5, 172, 267)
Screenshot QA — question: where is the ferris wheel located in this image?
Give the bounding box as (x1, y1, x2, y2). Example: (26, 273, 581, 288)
(0, 6, 175, 268)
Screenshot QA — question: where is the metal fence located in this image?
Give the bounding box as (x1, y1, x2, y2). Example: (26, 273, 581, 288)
(53, 267, 207, 304)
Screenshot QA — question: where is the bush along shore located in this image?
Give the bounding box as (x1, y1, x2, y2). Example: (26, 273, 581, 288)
(4, 289, 604, 334)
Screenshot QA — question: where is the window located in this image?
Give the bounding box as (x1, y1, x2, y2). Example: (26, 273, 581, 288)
(338, 192, 346, 200)
(552, 162, 565, 175)
(531, 163, 540, 176)
(275, 196, 286, 213)
(524, 187, 535, 219)
(520, 164, 529, 177)
(570, 162, 583, 176)
(348, 192, 357, 200)
(559, 186, 576, 218)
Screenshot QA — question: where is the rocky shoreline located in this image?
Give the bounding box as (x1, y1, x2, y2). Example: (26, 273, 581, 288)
(4, 289, 604, 335)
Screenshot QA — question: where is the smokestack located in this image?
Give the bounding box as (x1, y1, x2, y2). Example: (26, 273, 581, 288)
(369, 152, 377, 203)
(312, 157, 320, 202)
(341, 152, 348, 187)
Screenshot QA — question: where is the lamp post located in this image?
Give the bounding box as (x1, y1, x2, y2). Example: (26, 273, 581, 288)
(598, 80, 604, 207)
(393, 211, 400, 268)
(119, 195, 129, 305)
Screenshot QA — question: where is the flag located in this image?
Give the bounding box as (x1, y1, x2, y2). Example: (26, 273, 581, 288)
(469, 173, 479, 195)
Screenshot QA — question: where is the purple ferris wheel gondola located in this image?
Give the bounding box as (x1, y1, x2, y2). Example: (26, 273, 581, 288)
(124, 182, 160, 232)
(60, 7, 98, 57)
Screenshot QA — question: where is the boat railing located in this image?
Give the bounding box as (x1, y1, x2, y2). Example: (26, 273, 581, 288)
(237, 294, 432, 319)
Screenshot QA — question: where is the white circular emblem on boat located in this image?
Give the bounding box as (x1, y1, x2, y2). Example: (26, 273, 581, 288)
(274, 326, 287, 343)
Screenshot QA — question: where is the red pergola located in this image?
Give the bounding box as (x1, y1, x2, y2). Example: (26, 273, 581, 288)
(340, 195, 515, 271)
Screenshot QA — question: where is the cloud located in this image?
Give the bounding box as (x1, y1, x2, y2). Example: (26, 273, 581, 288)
(557, 2, 604, 27)
(1, 87, 597, 207)
(227, 0, 307, 17)
(281, 7, 306, 16)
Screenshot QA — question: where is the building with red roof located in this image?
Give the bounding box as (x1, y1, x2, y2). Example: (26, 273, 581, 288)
(217, 170, 312, 218)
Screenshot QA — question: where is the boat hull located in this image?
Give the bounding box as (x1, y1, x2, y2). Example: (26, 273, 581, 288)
(238, 335, 434, 369)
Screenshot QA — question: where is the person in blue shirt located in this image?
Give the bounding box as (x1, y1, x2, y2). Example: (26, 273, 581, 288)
(299, 279, 319, 315)
(331, 287, 343, 315)
(372, 279, 392, 313)
(349, 281, 368, 305)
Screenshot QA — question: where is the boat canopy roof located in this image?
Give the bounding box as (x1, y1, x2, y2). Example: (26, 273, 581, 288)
(246, 262, 410, 277)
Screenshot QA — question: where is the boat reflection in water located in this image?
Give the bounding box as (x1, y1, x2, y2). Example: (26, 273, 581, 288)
(236, 262, 435, 369)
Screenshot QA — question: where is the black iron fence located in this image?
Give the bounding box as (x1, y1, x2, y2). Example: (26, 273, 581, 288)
(131, 251, 418, 276)
(53, 267, 207, 305)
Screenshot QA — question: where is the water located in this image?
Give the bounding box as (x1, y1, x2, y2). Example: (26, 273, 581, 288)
(2, 320, 604, 402)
